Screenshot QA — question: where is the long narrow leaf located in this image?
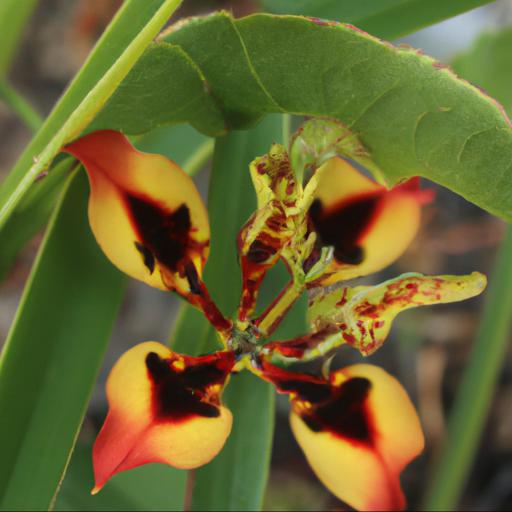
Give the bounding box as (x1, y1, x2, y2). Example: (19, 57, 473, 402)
(0, 173, 127, 510)
(170, 116, 285, 511)
(0, 157, 74, 281)
(55, 443, 186, 512)
(423, 27, 512, 510)
(424, 229, 512, 510)
(53, 123, 209, 511)
(0, 0, 38, 78)
(261, 0, 494, 39)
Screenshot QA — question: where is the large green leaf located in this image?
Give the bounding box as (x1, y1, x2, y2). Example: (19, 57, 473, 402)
(1, 2, 504, 276)
(89, 12, 512, 222)
(170, 116, 286, 511)
(260, 0, 495, 39)
(0, 172, 127, 510)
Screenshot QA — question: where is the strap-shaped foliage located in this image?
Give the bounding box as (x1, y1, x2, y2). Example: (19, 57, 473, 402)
(90, 11, 512, 222)
(261, 0, 495, 39)
(0, 173, 127, 510)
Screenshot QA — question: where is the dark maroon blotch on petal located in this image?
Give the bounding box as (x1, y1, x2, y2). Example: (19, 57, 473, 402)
(145, 352, 234, 422)
(304, 377, 374, 445)
(124, 193, 191, 272)
(309, 195, 381, 264)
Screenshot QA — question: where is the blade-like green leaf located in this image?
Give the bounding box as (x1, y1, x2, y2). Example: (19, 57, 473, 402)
(0, 0, 38, 78)
(260, 0, 495, 39)
(90, 12, 512, 222)
(0, 0, 182, 231)
(191, 372, 274, 512)
(0, 81, 42, 133)
(0, 157, 73, 282)
(51, 123, 208, 512)
(0, 172, 127, 510)
(55, 443, 185, 512)
(170, 116, 285, 511)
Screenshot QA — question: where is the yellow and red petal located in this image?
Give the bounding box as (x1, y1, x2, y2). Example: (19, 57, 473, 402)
(307, 271, 486, 356)
(92, 341, 234, 493)
(237, 203, 291, 321)
(237, 145, 300, 320)
(63, 130, 210, 295)
(290, 364, 424, 511)
(308, 157, 433, 285)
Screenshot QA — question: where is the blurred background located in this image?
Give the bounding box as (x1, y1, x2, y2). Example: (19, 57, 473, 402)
(1, 1, 511, 510)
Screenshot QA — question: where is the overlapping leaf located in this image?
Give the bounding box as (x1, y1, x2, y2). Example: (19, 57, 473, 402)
(260, 0, 495, 39)
(89, 11, 512, 222)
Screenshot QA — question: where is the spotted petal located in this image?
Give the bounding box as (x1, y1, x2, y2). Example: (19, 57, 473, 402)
(92, 342, 234, 493)
(237, 144, 301, 320)
(260, 361, 423, 511)
(307, 271, 486, 356)
(64, 130, 210, 296)
(307, 157, 433, 285)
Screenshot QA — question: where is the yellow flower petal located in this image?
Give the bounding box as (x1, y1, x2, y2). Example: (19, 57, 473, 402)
(237, 144, 300, 320)
(309, 157, 433, 285)
(290, 364, 424, 511)
(92, 341, 234, 493)
(64, 130, 210, 296)
(308, 271, 486, 356)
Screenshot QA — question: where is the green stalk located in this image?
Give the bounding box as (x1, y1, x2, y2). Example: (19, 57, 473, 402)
(182, 139, 214, 176)
(0, 0, 183, 229)
(423, 227, 512, 510)
(0, 81, 42, 132)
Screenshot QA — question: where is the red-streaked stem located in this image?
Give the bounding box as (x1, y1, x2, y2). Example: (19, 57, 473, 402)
(255, 280, 304, 337)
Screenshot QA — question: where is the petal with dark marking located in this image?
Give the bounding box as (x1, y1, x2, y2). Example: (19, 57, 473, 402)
(92, 342, 234, 493)
(63, 130, 210, 295)
(308, 157, 433, 285)
(307, 272, 486, 356)
(290, 364, 424, 511)
(237, 144, 300, 320)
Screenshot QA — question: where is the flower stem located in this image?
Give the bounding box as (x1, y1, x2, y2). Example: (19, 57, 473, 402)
(0, 81, 42, 133)
(423, 227, 512, 510)
(255, 279, 304, 336)
(183, 139, 214, 177)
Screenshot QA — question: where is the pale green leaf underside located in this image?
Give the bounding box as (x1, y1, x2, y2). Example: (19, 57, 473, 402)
(90, 12, 512, 221)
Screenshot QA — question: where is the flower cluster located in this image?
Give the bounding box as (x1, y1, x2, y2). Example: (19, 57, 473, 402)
(64, 127, 485, 511)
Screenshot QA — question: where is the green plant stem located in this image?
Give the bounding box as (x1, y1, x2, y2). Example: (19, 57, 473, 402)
(0, 0, 183, 230)
(0, 81, 42, 133)
(423, 226, 512, 511)
(182, 139, 214, 176)
(256, 280, 304, 336)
